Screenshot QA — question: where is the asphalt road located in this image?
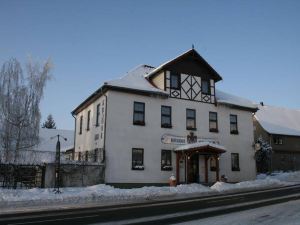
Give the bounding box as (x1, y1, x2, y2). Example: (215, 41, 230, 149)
(1, 184, 300, 225)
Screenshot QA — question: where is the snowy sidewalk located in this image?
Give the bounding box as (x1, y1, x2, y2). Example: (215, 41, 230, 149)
(1, 171, 300, 214)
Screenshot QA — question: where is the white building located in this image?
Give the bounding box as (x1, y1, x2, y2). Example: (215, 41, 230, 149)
(72, 49, 258, 187)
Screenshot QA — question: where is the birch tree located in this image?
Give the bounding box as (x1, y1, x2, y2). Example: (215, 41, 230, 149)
(0, 58, 52, 163)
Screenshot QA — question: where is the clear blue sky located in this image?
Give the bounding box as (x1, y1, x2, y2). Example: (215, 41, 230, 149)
(1, 0, 299, 129)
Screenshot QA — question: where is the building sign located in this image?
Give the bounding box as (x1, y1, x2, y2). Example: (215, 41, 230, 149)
(161, 133, 219, 145)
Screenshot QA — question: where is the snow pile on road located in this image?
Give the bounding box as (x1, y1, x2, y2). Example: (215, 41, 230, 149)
(257, 171, 300, 183)
(211, 177, 286, 193)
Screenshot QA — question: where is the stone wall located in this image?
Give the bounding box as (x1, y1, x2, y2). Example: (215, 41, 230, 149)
(44, 163, 105, 188)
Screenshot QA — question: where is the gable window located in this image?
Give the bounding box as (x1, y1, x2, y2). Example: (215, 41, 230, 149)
(133, 102, 145, 126)
(231, 153, 240, 171)
(201, 80, 210, 94)
(161, 150, 172, 171)
(79, 115, 83, 134)
(273, 136, 283, 145)
(96, 104, 100, 127)
(132, 148, 144, 170)
(87, 110, 91, 131)
(230, 114, 238, 134)
(170, 73, 180, 89)
(161, 106, 172, 128)
(186, 109, 196, 130)
(209, 112, 218, 132)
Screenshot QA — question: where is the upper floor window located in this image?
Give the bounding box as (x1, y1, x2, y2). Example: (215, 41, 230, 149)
(87, 110, 91, 131)
(161, 106, 172, 128)
(230, 114, 238, 134)
(79, 115, 83, 134)
(96, 104, 100, 127)
(170, 73, 180, 89)
(161, 150, 172, 171)
(201, 79, 210, 95)
(133, 102, 145, 126)
(186, 109, 196, 130)
(273, 136, 283, 145)
(132, 148, 144, 170)
(231, 153, 240, 171)
(209, 112, 218, 132)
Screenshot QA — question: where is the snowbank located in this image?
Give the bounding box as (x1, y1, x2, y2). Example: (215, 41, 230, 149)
(1, 172, 299, 208)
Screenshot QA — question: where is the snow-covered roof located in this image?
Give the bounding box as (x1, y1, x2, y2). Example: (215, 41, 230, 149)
(254, 105, 300, 136)
(32, 128, 74, 152)
(105, 65, 167, 95)
(175, 142, 226, 152)
(216, 90, 258, 110)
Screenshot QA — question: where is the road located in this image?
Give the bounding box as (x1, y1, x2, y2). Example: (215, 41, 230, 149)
(1, 184, 300, 225)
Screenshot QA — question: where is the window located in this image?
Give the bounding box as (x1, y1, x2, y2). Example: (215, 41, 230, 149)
(79, 115, 83, 134)
(186, 109, 196, 130)
(133, 102, 145, 125)
(96, 104, 100, 127)
(209, 112, 218, 132)
(87, 110, 91, 131)
(85, 151, 89, 161)
(210, 157, 216, 171)
(161, 150, 172, 171)
(231, 153, 240, 171)
(170, 73, 180, 89)
(201, 80, 210, 94)
(230, 114, 238, 134)
(273, 136, 283, 145)
(161, 106, 172, 128)
(132, 148, 144, 170)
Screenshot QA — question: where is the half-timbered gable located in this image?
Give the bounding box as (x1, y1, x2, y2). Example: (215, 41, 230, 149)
(147, 49, 222, 104)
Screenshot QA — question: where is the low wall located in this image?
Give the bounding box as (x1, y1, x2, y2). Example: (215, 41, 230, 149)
(44, 163, 105, 188)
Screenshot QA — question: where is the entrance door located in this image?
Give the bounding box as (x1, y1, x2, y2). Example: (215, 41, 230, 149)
(188, 154, 199, 183)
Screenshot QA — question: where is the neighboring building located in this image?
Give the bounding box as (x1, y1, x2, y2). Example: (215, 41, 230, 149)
(72, 49, 258, 187)
(254, 104, 300, 171)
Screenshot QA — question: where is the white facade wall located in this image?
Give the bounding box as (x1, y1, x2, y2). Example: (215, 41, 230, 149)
(102, 90, 256, 184)
(75, 95, 106, 157)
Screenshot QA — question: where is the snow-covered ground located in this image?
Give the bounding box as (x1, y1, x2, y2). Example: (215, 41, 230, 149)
(1, 171, 300, 210)
(175, 199, 300, 225)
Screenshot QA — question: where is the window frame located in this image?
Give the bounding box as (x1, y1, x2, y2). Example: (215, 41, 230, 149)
(230, 114, 238, 134)
(170, 73, 181, 90)
(132, 148, 144, 170)
(231, 153, 240, 171)
(161, 150, 172, 171)
(209, 112, 218, 132)
(186, 108, 196, 130)
(161, 106, 172, 128)
(79, 115, 83, 134)
(96, 104, 100, 127)
(133, 102, 145, 126)
(201, 79, 210, 95)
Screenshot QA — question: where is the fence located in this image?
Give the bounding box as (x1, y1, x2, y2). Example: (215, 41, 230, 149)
(0, 164, 45, 189)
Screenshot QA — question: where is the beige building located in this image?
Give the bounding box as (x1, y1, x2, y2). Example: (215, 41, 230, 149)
(72, 49, 258, 187)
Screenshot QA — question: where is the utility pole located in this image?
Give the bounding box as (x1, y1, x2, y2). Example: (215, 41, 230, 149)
(51, 134, 67, 194)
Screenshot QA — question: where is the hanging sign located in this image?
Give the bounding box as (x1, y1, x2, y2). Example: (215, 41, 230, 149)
(161, 134, 219, 145)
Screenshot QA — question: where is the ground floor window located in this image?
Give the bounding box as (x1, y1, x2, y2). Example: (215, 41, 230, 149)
(231, 153, 240, 171)
(132, 148, 144, 170)
(161, 150, 172, 171)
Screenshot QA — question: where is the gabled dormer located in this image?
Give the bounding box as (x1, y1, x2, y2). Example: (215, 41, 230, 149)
(147, 49, 222, 104)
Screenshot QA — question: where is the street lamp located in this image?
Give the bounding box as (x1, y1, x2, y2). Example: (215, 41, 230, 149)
(51, 134, 67, 194)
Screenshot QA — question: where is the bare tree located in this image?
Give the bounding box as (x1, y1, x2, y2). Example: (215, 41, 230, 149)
(0, 58, 52, 163)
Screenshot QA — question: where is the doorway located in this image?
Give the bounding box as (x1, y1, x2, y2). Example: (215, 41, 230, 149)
(188, 154, 199, 183)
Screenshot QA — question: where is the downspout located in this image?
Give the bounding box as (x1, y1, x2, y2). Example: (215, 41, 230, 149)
(71, 113, 77, 160)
